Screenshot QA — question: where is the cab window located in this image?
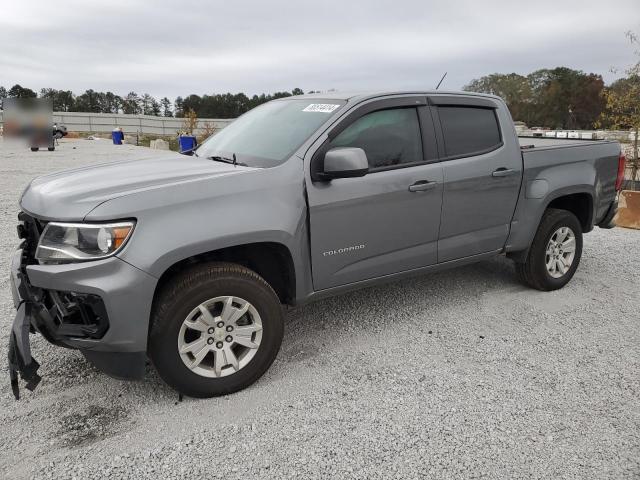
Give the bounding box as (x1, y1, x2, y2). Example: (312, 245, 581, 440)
(437, 106, 501, 157)
(328, 108, 423, 169)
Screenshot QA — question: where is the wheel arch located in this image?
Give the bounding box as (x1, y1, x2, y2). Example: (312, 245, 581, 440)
(152, 241, 297, 308)
(546, 191, 594, 233)
(508, 188, 593, 263)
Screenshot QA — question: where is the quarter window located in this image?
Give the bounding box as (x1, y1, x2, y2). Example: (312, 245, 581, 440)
(437, 106, 501, 157)
(329, 108, 423, 169)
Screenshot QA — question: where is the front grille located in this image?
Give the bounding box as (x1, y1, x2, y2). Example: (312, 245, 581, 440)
(16, 211, 46, 266)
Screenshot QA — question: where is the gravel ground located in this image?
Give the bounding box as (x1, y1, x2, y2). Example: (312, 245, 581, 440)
(0, 138, 639, 479)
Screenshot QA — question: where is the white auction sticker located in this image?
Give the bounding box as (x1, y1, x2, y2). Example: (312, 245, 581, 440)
(302, 104, 341, 113)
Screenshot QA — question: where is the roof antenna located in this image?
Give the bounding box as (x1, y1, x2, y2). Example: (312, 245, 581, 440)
(435, 72, 447, 90)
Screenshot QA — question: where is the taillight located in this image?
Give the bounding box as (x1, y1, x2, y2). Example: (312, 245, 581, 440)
(615, 152, 626, 191)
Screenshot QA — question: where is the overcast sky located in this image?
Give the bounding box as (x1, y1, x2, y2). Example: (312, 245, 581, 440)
(1, 0, 638, 99)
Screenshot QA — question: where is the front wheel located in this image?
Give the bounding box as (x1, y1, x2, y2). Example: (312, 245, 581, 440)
(149, 262, 284, 398)
(515, 208, 583, 291)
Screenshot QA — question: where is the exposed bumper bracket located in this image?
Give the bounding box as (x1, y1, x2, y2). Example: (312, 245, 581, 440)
(8, 302, 42, 400)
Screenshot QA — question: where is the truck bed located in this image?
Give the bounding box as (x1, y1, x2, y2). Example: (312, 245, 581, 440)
(513, 135, 620, 244)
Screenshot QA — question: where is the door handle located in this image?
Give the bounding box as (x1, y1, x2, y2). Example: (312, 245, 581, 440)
(492, 168, 517, 177)
(408, 180, 437, 192)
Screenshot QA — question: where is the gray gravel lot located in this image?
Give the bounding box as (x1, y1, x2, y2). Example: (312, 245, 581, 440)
(0, 138, 639, 479)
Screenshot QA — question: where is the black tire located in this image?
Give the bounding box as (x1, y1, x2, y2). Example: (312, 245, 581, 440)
(30, 147, 39, 152)
(149, 262, 284, 398)
(515, 208, 583, 291)
(48, 146, 55, 151)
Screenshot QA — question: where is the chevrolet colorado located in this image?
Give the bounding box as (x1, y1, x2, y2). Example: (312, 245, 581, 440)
(8, 91, 625, 398)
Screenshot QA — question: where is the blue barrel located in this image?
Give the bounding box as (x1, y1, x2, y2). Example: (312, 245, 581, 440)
(112, 130, 124, 145)
(179, 135, 197, 153)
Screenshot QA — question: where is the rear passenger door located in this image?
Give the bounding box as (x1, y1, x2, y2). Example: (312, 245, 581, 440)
(430, 96, 522, 262)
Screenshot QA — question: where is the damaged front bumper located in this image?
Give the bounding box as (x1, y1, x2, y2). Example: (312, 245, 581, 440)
(8, 214, 158, 399)
(9, 245, 43, 399)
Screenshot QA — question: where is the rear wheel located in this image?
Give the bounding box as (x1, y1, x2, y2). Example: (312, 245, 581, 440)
(30, 147, 39, 152)
(515, 208, 583, 291)
(149, 262, 284, 398)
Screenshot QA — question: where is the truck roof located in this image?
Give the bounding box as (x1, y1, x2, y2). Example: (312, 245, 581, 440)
(287, 90, 503, 103)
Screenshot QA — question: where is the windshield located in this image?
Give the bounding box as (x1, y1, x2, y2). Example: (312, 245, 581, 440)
(196, 99, 345, 167)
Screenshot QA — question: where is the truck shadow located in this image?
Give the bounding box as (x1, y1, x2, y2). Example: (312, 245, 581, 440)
(279, 255, 521, 364)
(51, 256, 522, 402)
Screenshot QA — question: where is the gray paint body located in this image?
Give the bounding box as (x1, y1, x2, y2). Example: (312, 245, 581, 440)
(16, 90, 620, 362)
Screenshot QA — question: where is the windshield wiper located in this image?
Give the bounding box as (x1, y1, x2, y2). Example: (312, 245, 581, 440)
(206, 153, 246, 167)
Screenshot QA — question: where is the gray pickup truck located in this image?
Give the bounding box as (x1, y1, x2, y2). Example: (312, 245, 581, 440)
(8, 91, 625, 398)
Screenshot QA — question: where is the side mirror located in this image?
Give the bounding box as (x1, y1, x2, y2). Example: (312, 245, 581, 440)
(320, 147, 369, 180)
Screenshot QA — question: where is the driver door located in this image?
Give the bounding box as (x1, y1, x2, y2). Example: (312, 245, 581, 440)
(306, 97, 444, 291)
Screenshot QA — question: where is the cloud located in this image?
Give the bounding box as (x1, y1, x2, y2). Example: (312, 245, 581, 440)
(0, 0, 638, 98)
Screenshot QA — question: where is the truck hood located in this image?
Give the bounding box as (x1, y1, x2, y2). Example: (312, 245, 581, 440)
(20, 154, 256, 220)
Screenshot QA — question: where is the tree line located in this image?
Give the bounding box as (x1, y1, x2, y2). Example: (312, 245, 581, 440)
(0, 85, 309, 118)
(1, 48, 637, 132)
(464, 66, 638, 131)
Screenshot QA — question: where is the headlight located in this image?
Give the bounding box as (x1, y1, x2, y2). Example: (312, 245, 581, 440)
(35, 221, 135, 263)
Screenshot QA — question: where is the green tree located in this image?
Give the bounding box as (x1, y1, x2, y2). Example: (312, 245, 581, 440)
(74, 89, 101, 112)
(527, 67, 604, 129)
(150, 97, 161, 116)
(464, 73, 533, 124)
(55, 90, 75, 112)
(7, 84, 37, 98)
(40, 88, 76, 112)
(465, 68, 605, 129)
(102, 91, 122, 114)
(122, 92, 141, 114)
(0, 86, 314, 116)
(174, 96, 184, 117)
(141, 93, 158, 115)
(181, 94, 203, 117)
(271, 91, 292, 100)
(160, 97, 173, 117)
(599, 31, 640, 185)
(39, 87, 56, 101)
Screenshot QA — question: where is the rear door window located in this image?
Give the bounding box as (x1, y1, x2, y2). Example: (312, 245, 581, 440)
(328, 108, 423, 169)
(437, 107, 501, 157)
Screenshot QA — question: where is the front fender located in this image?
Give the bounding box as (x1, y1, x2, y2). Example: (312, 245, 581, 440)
(86, 157, 308, 281)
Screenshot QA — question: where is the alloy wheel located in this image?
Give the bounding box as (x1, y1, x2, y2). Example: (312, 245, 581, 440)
(177, 296, 263, 378)
(545, 227, 576, 279)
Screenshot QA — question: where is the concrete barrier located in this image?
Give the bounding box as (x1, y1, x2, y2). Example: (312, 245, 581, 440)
(0, 111, 233, 136)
